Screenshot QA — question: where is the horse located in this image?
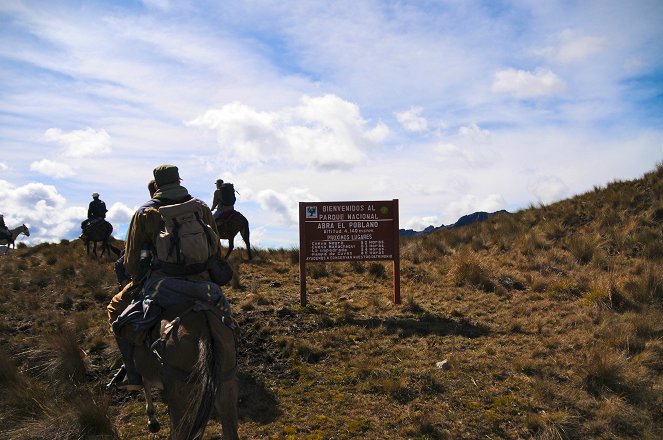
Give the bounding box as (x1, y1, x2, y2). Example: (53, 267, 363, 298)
(215, 211, 252, 260)
(0, 224, 30, 254)
(82, 219, 113, 257)
(131, 301, 240, 439)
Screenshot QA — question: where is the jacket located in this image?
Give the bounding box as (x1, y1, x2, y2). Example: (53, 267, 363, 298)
(88, 199, 107, 219)
(123, 183, 222, 280)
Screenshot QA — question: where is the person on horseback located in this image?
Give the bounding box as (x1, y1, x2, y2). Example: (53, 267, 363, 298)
(0, 214, 10, 241)
(81, 192, 108, 236)
(211, 178, 236, 220)
(108, 165, 229, 391)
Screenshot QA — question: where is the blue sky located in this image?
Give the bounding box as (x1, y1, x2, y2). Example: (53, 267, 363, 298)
(1, 0, 662, 248)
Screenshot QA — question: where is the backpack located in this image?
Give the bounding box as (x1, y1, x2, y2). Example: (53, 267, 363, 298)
(220, 183, 236, 206)
(154, 199, 219, 276)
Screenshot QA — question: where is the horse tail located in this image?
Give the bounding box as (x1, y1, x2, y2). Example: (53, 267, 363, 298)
(176, 313, 219, 439)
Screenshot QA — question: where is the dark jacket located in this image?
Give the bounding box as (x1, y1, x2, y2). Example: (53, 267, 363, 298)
(88, 198, 108, 219)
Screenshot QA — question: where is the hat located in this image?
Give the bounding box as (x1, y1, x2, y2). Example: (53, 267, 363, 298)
(215, 179, 224, 185)
(92, 192, 100, 198)
(153, 164, 181, 186)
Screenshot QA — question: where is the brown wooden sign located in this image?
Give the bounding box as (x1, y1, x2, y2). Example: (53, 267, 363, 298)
(299, 200, 400, 305)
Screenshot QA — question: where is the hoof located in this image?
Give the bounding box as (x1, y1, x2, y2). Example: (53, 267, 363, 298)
(148, 421, 160, 433)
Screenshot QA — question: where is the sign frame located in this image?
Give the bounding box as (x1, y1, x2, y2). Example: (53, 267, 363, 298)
(298, 199, 400, 306)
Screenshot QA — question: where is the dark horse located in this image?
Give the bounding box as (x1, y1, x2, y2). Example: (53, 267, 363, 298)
(215, 211, 252, 260)
(82, 219, 113, 257)
(0, 224, 30, 254)
(132, 301, 239, 439)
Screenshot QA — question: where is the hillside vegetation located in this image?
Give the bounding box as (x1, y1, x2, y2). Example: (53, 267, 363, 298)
(1, 164, 662, 439)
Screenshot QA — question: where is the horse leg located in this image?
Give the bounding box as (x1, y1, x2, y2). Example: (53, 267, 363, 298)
(225, 237, 234, 260)
(216, 378, 239, 440)
(208, 315, 239, 440)
(240, 226, 252, 260)
(143, 384, 161, 433)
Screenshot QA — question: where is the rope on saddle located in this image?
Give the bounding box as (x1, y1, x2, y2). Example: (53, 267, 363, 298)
(216, 210, 237, 226)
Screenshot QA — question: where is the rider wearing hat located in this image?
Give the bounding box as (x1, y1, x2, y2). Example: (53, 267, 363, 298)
(81, 192, 108, 236)
(107, 165, 224, 391)
(211, 178, 235, 220)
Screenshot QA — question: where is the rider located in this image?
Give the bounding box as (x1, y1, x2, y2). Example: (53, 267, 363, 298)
(0, 214, 10, 240)
(211, 179, 235, 221)
(108, 165, 225, 390)
(81, 192, 108, 236)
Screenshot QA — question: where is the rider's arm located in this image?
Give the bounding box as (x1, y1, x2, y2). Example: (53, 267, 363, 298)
(124, 209, 160, 279)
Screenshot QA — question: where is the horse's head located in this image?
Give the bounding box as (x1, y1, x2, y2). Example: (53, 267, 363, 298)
(22, 224, 30, 236)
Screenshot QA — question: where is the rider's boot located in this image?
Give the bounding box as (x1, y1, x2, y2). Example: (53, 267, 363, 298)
(112, 336, 143, 391)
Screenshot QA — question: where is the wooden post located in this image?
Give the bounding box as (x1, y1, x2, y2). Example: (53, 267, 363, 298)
(392, 199, 401, 304)
(299, 202, 307, 306)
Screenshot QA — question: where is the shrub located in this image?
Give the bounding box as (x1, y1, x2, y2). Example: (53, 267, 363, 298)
(367, 262, 386, 279)
(565, 236, 596, 265)
(309, 263, 329, 279)
(451, 254, 494, 292)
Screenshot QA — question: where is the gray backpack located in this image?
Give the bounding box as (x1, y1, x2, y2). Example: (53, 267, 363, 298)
(154, 199, 219, 276)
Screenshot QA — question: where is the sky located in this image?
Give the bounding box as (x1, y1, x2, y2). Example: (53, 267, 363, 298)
(1, 0, 662, 248)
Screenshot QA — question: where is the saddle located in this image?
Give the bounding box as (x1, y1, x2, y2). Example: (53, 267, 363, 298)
(0, 229, 10, 241)
(84, 218, 107, 235)
(216, 209, 237, 225)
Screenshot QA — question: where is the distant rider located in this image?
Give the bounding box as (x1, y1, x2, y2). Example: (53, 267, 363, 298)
(211, 179, 236, 220)
(0, 214, 10, 240)
(81, 192, 108, 236)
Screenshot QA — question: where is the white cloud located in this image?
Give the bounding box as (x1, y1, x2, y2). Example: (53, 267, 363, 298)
(0, 162, 7, 171)
(106, 202, 134, 225)
(255, 187, 318, 226)
(395, 107, 428, 132)
(43, 127, 112, 158)
(188, 94, 389, 170)
(528, 175, 569, 204)
(538, 29, 604, 64)
(29, 159, 75, 179)
(459, 122, 490, 143)
(0, 180, 85, 243)
(446, 194, 506, 223)
(492, 68, 566, 99)
(404, 215, 440, 231)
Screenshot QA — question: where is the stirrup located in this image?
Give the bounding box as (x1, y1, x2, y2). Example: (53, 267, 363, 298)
(115, 375, 143, 391)
(106, 366, 126, 389)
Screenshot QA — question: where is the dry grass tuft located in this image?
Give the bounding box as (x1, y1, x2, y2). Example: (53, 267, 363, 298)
(450, 253, 494, 292)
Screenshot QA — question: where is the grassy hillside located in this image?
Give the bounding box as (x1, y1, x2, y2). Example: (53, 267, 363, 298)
(1, 163, 661, 439)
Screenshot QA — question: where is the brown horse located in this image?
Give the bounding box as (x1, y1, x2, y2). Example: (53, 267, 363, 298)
(82, 219, 113, 257)
(0, 224, 30, 254)
(132, 301, 239, 439)
(215, 211, 252, 260)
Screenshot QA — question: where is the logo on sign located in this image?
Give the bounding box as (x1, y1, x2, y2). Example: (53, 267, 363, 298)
(306, 206, 318, 219)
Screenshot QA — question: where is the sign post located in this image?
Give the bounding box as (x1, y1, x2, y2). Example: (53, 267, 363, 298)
(299, 199, 400, 306)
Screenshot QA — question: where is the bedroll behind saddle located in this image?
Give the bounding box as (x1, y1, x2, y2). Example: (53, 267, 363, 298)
(155, 199, 219, 276)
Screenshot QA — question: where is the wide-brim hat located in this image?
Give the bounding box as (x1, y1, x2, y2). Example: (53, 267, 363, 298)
(215, 179, 224, 185)
(92, 192, 100, 198)
(154, 164, 181, 186)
